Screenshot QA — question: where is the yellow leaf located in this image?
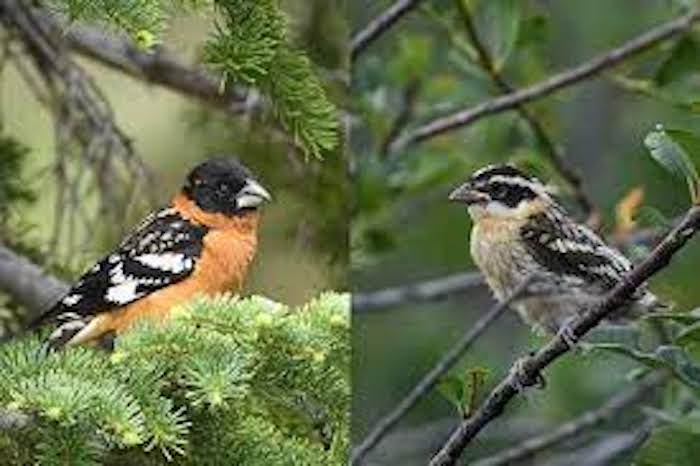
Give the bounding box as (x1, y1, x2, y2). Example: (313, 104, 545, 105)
(615, 187, 645, 235)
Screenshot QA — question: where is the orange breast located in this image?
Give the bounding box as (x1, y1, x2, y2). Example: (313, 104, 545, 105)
(73, 196, 260, 344)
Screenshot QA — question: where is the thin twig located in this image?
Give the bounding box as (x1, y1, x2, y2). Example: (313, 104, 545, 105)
(49, 14, 252, 116)
(429, 205, 700, 466)
(390, 9, 700, 153)
(380, 79, 421, 157)
(351, 0, 424, 62)
(350, 275, 534, 465)
(472, 371, 669, 466)
(453, 0, 595, 219)
(353, 271, 485, 313)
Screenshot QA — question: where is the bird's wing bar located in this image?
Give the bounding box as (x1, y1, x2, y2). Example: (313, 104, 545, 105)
(36, 208, 208, 326)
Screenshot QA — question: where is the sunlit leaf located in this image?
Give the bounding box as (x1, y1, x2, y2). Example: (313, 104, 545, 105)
(438, 374, 467, 416)
(438, 367, 489, 417)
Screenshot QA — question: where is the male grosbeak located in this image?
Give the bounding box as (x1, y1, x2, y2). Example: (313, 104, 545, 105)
(34, 156, 271, 348)
(449, 164, 663, 341)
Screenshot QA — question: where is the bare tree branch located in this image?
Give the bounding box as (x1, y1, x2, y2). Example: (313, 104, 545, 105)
(47, 14, 253, 116)
(353, 271, 485, 313)
(351, 0, 424, 62)
(1, 0, 156, 256)
(390, 9, 700, 154)
(453, 0, 596, 220)
(350, 276, 534, 465)
(0, 245, 68, 323)
(472, 371, 669, 466)
(429, 205, 700, 466)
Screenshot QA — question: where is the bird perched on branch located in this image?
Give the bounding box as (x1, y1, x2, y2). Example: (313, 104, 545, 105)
(449, 164, 663, 343)
(33, 157, 271, 348)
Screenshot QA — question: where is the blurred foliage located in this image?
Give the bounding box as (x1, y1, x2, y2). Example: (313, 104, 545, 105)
(351, 0, 700, 463)
(0, 293, 350, 465)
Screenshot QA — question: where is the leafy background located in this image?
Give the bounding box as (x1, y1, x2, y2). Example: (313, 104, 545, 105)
(351, 0, 700, 464)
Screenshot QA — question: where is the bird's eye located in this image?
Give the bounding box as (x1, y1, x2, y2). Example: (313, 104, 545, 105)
(493, 185, 509, 199)
(217, 183, 230, 194)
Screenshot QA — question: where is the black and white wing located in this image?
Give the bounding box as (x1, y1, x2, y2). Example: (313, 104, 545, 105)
(35, 207, 208, 343)
(521, 211, 632, 292)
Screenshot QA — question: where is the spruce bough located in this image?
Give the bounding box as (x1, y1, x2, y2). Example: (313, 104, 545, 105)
(0, 293, 349, 465)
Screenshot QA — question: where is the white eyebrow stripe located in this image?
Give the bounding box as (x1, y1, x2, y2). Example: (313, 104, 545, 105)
(488, 175, 551, 198)
(471, 164, 501, 179)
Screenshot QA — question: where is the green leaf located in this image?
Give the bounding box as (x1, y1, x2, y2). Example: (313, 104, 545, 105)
(438, 367, 489, 417)
(584, 324, 644, 348)
(634, 206, 671, 230)
(677, 322, 700, 346)
(389, 36, 433, 83)
(655, 35, 700, 86)
(471, 0, 522, 70)
(636, 425, 700, 466)
(516, 14, 549, 48)
(438, 375, 467, 416)
(643, 310, 700, 326)
(643, 125, 700, 203)
(590, 344, 700, 390)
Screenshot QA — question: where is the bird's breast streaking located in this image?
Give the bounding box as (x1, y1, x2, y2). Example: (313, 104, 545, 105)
(451, 164, 664, 335)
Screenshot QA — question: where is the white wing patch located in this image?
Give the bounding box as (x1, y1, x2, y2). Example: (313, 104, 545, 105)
(135, 253, 193, 274)
(106, 281, 142, 305)
(61, 294, 82, 306)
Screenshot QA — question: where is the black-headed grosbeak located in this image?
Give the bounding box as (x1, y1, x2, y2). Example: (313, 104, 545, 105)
(449, 164, 663, 340)
(34, 156, 271, 348)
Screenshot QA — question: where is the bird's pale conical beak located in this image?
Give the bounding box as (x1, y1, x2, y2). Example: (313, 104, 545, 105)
(448, 183, 488, 204)
(237, 178, 272, 209)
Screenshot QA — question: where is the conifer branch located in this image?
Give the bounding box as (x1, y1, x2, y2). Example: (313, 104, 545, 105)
(429, 205, 700, 466)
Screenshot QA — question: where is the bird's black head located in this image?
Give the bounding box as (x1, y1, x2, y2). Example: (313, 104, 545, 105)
(448, 164, 551, 218)
(183, 157, 271, 215)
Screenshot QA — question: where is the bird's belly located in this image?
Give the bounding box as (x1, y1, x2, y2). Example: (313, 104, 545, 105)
(514, 294, 596, 335)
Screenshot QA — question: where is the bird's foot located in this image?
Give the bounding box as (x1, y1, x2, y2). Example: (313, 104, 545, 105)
(509, 352, 546, 394)
(557, 317, 580, 350)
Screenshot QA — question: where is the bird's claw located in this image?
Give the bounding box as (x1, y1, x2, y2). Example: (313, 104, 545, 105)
(557, 318, 579, 350)
(509, 353, 546, 393)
